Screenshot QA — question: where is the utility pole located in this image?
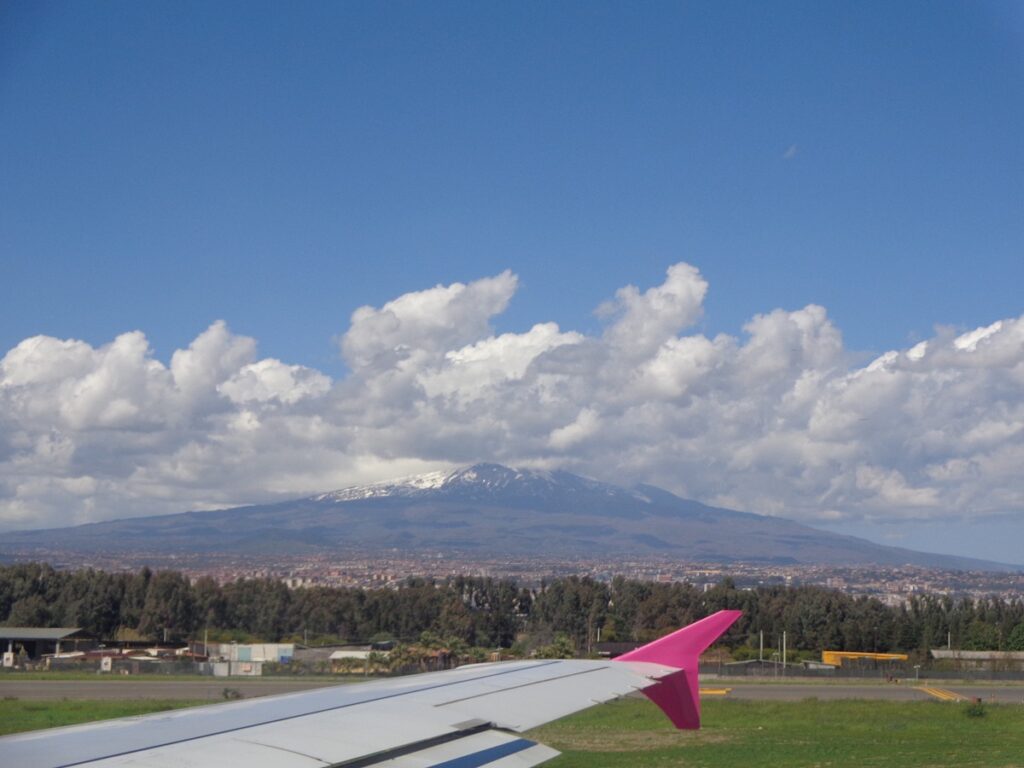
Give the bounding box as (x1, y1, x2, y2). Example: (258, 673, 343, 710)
(759, 630, 763, 662)
(782, 631, 787, 674)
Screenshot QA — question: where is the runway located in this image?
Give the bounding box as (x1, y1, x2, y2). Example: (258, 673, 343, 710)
(2, 677, 1023, 703)
(720, 682, 1024, 704)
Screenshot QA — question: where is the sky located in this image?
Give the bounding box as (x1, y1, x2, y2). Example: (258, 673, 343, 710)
(1, 1, 1023, 563)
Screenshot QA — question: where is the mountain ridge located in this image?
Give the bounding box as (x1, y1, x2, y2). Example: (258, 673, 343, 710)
(2, 463, 1018, 571)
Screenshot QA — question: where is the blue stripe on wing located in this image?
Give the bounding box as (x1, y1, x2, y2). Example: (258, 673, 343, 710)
(430, 737, 536, 767)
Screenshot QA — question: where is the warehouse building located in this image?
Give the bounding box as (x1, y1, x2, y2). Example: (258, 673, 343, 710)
(1, 627, 87, 665)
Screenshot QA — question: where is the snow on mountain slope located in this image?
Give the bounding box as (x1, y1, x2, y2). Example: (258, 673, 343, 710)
(313, 463, 653, 504)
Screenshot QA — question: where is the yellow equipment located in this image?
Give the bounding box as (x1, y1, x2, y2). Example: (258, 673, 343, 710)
(822, 650, 908, 666)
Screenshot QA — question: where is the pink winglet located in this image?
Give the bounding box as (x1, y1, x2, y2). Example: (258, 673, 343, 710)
(615, 609, 741, 730)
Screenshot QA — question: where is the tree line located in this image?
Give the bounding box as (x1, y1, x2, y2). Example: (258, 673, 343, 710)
(2, 563, 1024, 655)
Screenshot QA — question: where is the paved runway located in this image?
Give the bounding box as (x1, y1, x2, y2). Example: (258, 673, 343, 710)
(721, 683, 1024, 704)
(2, 677, 1023, 703)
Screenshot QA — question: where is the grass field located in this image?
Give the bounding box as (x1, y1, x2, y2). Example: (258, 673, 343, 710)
(0, 699, 206, 736)
(2, 696, 1023, 766)
(0, 671, 351, 682)
(530, 698, 1024, 767)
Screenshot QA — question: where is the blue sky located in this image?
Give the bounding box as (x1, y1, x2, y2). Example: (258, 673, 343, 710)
(2, 1, 1023, 562)
(3, 1, 1022, 371)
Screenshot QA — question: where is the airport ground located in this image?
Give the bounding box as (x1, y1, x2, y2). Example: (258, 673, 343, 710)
(3, 675, 1024, 703)
(3, 692, 1023, 767)
(532, 696, 1024, 768)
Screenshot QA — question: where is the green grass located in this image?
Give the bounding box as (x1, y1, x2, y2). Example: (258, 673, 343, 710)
(0, 699, 206, 736)
(0, 671, 352, 681)
(528, 697, 1024, 767)
(1, 671, 222, 682)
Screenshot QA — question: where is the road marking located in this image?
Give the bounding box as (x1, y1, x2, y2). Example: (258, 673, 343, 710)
(699, 688, 732, 696)
(916, 686, 969, 702)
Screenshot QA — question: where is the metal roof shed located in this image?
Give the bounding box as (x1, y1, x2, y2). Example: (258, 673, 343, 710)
(0, 627, 84, 659)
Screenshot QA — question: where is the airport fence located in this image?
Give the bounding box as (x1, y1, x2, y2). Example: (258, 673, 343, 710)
(46, 658, 204, 675)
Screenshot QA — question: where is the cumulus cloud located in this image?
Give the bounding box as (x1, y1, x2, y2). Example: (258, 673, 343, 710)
(1, 263, 1023, 532)
(219, 359, 331, 404)
(341, 271, 518, 371)
(600, 262, 707, 358)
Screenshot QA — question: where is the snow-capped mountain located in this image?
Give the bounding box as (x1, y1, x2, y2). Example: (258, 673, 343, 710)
(3, 463, 1017, 571)
(314, 463, 651, 505)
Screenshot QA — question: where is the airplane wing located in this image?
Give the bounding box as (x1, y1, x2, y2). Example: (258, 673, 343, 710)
(0, 610, 741, 768)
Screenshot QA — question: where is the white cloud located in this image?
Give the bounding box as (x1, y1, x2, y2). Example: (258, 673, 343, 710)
(420, 323, 584, 402)
(854, 465, 940, 509)
(548, 408, 600, 451)
(1, 263, 1023, 533)
(219, 359, 331, 404)
(171, 320, 256, 405)
(600, 262, 707, 358)
(954, 320, 1003, 351)
(341, 270, 518, 371)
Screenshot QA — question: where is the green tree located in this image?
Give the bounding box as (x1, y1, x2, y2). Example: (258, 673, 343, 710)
(535, 633, 575, 659)
(4, 594, 51, 626)
(1005, 622, 1024, 652)
(439, 597, 475, 645)
(138, 571, 196, 641)
(963, 619, 999, 651)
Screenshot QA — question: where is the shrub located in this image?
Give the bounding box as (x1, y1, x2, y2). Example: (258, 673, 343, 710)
(964, 701, 986, 718)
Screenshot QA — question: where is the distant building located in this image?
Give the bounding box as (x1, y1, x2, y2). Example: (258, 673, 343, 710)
(209, 661, 263, 677)
(328, 647, 391, 673)
(930, 650, 1024, 672)
(722, 659, 797, 674)
(208, 642, 294, 663)
(594, 642, 641, 659)
(291, 645, 343, 664)
(1, 627, 87, 663)
(821, 651, 908, 668)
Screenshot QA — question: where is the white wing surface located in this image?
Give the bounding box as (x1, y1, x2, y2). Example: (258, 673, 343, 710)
(0, 610, 741, 768)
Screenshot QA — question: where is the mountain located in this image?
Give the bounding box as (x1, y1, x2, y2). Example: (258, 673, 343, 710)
(1, 463, 1016, 570)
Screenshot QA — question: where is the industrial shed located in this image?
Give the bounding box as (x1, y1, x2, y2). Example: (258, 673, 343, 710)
(1, 627, 86, 663)
(931, 650, 1024, 672)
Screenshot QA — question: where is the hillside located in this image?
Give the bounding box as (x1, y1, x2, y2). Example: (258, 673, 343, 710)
(2, 464, 1015, 570)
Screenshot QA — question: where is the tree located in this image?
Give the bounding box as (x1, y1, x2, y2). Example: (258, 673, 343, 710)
(439, 597, 474, 645)
(535, 634, 575, 659)
(367, 651, 389, 674)
(121, 567, 152, 630)
(138, 571, 196, 641)
(1006, 623, 1024, 652)
(963, 619, 999, 651)
(5, 595, 51, 626)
